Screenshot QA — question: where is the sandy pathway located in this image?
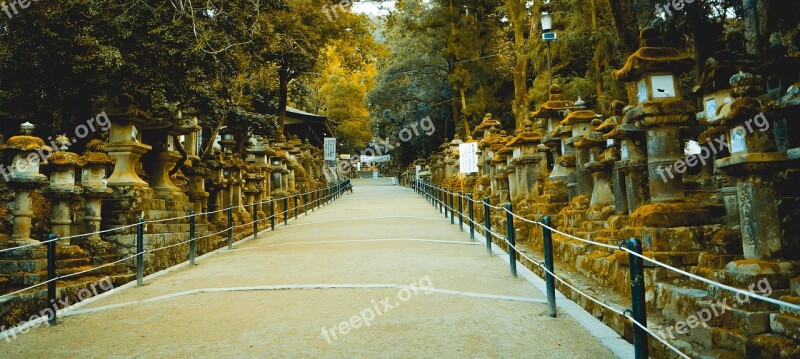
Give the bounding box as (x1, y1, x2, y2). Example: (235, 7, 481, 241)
(1, 181, 618, 358)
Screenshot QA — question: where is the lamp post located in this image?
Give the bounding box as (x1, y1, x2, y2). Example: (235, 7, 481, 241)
(541, 11, 555, 89)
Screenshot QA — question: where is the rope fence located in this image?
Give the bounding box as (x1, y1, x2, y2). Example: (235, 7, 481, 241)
(0, 179, 351, 326)
(411, 179, 800, 359)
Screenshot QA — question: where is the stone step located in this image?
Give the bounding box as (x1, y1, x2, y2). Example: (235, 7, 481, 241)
(770, 312, 800, 341)
(708, 263, 799, 292)
(56, 257, 92, 269)
(0, 259, 46, 274)
(706, 282, 790, 313)
(745, 333, 800, 358)
(640, 251, 701, 268)
(580, 220, 606, 232)
(147, 223, 191, 234)
(620, 226, 706, 252)
(143, 210, 185, 220)
(697, 253, 742, 270)
(778, 295, 800, 317)
(655, 283, 711, 322)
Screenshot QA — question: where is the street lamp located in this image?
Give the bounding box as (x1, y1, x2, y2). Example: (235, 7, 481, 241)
(541, 11, 556, 89)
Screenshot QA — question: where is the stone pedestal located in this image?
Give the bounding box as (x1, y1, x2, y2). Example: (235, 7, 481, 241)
(106, 134, 152, 187)
(43, 151, 85, 246)
(4, 124, 49, 245)
(80, 142, 114, 243)
(617, 159, 649, 215)
(186, 163, 209, 222)
(10, 180, 46, 245)
(149, 150, 184, 201)
(585, 161, 614, 206)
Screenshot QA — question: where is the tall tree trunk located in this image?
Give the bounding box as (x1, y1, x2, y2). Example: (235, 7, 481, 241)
(742, 0, 769, 57)
(459, 87, 471, 138)
(591, 0, 606, 113)
(450, 90, 460, 138)
(278, 62, 290, 138)
(605, 0, 639, 54)
(504, 0, 529, 130)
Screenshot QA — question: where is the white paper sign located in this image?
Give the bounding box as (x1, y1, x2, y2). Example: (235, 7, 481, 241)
(459, 142, 479, 173)
(361, 155, 391, 163)
(324, 137, 337, 161)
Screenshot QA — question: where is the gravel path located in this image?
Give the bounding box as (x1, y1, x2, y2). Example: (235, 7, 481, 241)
(1, 181, 618, 358)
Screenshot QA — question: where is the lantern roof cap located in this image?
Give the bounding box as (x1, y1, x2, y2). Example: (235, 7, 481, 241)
(612, 28, 693, 82)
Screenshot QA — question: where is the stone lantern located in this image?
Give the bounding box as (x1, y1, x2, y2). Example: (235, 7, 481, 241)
(602, 102, 649, 215)
(287, 135, 303, 193)
(4, 122, 49, 244)
(532, 85, 574, 179)
(612, 28, 696, 204)
(248, 139, 270, 218)
(436, 141, 449, 184)
(448, 135, 464, 189)
(269, 141, 286, 197)
(243, 164, 260, 215)
(43, 138, 86, 246)
(576, 122, 614, 207)
(548, 121, 576, 199)
(508, 120, 544, 200)
(183, 117, 209, 220)
(492, 131, 511, 204)
(757, 36, 800, 100)
(142, 114, 198, 204)
(501, 139, 517, 199)
(715, 70, 788, 261)
(205, 156, 227, 228)
(105, 95, 156, 187)
(692, 32, 759, 124)
(301, 139, 314, 182)
(80, 140, 114, 243)
(562, 100, 601, 199)
(219, 127, 246, 220)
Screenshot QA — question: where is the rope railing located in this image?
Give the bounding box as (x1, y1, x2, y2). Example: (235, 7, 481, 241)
(0, 179, 351, 324)
(0, 184, 341, 254)
(410, 179, 799, 359)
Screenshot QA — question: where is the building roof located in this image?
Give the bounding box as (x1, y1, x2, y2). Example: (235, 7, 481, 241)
(284, 107, 334, 148)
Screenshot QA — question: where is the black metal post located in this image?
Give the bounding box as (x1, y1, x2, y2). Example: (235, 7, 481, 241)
(46, 234, 57, 325)
(628, 238, 649, 359)
(189, 211, 196, 265)
(252, 202, 258, 240)
(505, 203, 517, 277)
(468, 194, 475, 241)
(283, 196, 288, 226)
(270, 199, 275, 231)
(136, 218, 144, 287)
(294, 194, 299, 220)
(483, 197, 491, 255)
(542, 216, 557, 318)
(450, 191, 455, 225)
(442, 188, 450, 218)
(227, 207, 233, 249)
(458, 192, 463, 231)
